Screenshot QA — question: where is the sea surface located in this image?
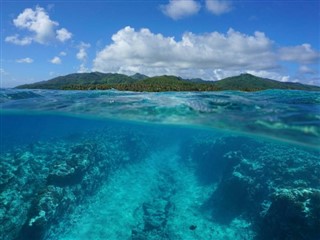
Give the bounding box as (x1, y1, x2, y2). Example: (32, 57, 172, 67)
(0, 89, 319, 240)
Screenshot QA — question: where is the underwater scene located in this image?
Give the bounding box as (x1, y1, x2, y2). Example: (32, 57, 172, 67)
(0, 89, 319, 240)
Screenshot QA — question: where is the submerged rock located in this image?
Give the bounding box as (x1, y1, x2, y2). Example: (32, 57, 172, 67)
(131, 170, 175, 240)
(257, 188, 320, 240)
(17, 186, 64, 240)
(183, 136, 261, 185)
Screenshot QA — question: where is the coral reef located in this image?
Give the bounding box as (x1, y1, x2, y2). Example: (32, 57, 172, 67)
(184, 135, 320, 239)
(0, 127, 150, 240)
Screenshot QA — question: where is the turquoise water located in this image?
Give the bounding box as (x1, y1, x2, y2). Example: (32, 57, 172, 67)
(0, 89, 319, 240)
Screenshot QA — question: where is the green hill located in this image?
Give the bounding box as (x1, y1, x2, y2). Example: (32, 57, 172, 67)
(130, 73, 149, 80)
(15, 72, 320, 92)
(16, 72, 136, 89)
(213, 73, 320, 91)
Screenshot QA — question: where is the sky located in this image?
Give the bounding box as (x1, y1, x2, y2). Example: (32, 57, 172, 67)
(1, 0, 319, 87)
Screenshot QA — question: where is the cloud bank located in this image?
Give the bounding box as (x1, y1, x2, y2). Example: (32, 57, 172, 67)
(93, 26, 319, 81)
(5, 6, 72, 45)
(279, 44, 319, 64)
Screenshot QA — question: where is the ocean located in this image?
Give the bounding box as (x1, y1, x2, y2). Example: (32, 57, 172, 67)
(0, 89, 319, 240)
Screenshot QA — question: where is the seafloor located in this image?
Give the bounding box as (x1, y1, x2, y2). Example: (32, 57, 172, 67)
(1, 114, 319, 240)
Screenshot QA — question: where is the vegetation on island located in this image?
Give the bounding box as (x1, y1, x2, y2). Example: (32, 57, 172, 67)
(16, 72, 320, 92)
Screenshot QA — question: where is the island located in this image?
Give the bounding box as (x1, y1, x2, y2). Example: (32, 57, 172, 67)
(16, 72, 320, 92)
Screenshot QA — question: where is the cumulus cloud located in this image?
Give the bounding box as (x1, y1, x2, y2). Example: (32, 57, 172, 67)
(16, 57, 34, 63)
(279, 44, 319, 64)
(205, 0, 232, 15)
(5, 6, 72, 45)
(93, 26, 278, 79)
(92, 26, 320, 83)
(56, 28, 72, 42)
(161, 0, 201, 20)
(76, 42, 91, 73)
(50, 56, 61, 64)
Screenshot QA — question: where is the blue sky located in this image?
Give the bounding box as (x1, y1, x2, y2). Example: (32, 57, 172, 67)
(1, 0, 319, 87)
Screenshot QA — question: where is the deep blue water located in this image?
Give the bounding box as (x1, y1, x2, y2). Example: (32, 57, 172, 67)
(0, 89, 319, 240)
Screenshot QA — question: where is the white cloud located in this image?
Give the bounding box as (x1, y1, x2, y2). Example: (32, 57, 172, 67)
(246, 70, 290, 82)
(161, 0, 200, 20)
(56, 28, 72, 42)
(205, 0, 232, 15)
(93, 26, 277, 79)
(279, 44, 319, 64)
(77, 49, 87, 61)
(5, 35, 32, 46)
(76, 42, 91, 73)
(6, 6, 72, 45)
(298, 65, 317, 75)
(92, 26, 320, 84)
(16, 57, 34, 63)
(50, 56, 61, 64)
(13, 6, 57, 44)
(78, 63, 89, 73)
(59, 51, 67, 56)
(76, 42, 91, 61)
(307, 78, 320, 86)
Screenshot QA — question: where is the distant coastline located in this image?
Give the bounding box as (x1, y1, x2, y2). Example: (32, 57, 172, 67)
(16, 72, 320, 92)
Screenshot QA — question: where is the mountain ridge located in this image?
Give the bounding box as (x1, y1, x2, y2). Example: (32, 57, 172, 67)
(15, 72, 320, 92)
